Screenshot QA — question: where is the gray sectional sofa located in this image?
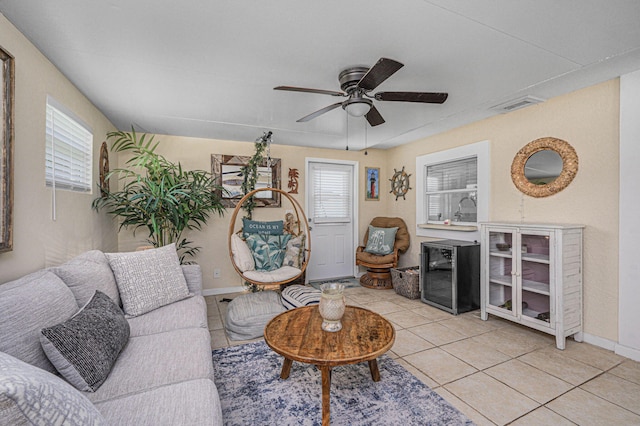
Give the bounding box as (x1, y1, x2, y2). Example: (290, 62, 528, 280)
(0, 246, 222, 425)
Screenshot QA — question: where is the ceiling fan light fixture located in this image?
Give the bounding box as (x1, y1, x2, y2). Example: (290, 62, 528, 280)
(343, 98, 372, 117)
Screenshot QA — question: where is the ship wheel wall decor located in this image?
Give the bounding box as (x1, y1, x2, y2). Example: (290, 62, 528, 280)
(389, 167, 411, 200)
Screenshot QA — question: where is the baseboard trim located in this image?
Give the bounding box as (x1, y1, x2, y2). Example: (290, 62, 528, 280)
(615, 343, 640, 362)
(581, 332, 617, 351)
(202, 287, 245, 297)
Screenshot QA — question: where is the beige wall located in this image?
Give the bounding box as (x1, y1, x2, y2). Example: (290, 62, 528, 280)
(388, 80, 620, 342)
(119, 80, 619, 343)
(0, 15, 117, 283)
(116, 135, 389, 291)
(1, 10, 620, 343)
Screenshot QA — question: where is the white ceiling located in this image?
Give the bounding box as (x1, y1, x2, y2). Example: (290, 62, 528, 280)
(2, 1, 640, 150)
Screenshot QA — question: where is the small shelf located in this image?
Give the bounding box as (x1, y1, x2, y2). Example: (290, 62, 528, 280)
(522, 253, 550, 264)
(489, 250, 512, 258)
(489, 274, 512, 286)
(522, 280, 550, 295)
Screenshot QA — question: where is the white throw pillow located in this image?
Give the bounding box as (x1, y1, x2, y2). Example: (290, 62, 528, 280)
(231, 233, 255, 272)
(105, 243, 191, 317)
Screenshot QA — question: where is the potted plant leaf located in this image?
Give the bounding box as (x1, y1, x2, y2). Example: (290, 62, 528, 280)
(92, 130, 226, 263)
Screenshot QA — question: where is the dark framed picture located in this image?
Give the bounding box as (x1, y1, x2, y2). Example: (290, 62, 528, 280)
(0, 46, 14, 252)
(365, 167, 380, 201)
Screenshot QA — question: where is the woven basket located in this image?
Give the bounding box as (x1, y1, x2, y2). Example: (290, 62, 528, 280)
(390, 266, 420, 299)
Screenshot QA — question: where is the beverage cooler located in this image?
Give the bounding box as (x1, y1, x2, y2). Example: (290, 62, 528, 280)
(420, 239, 480, 315)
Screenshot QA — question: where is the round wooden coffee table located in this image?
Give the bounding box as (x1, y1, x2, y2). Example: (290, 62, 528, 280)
(264, 305, 395, 426)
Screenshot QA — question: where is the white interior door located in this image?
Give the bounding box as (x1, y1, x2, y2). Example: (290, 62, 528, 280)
(306, 159, 358, 282)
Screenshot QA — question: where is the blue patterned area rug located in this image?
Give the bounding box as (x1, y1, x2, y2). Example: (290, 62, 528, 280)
(212, 341, 474, 426)
(309, 277, 361, 290)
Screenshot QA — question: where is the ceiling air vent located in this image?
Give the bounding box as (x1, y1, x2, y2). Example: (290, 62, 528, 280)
(491, 95, 545, 113)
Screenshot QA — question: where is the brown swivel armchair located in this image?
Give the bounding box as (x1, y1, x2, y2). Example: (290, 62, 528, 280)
(356, 217, 410, 289)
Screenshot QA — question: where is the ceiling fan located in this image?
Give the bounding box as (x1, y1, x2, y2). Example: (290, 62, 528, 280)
(274, 58, 448, 127)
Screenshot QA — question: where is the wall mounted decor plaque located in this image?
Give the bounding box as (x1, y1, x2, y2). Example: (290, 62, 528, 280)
(0, 45, 15, 253)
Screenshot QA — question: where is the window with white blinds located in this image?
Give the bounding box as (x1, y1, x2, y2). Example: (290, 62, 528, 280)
(45, 98, 93, 193)
(425, 156, 478, 224)
(311, 163, 352, 223)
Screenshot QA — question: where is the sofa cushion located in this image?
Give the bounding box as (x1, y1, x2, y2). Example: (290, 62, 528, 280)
(106, 243, 191, 317)
(231, 233, 255, 272)
(0, 351, 107, 425)
(181, 264, 203, 295)
(364, 225, 399, 255)
(40, 291, 130, 392)
(224, 291, 286, 341)
(127, 295, 208, 337)
(85, 327, 213, 404)
(0, 270, 78, 373)
(94, 379, 222, 426)
(51, 249, 121, 308)
(281, 285, 321, 310)
(245, 233, 292, 271)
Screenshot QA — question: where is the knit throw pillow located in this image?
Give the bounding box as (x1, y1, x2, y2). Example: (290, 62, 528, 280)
(40, 291, 130, 392)
(105, 243, 191, 317)
(0, 352, 107, 425)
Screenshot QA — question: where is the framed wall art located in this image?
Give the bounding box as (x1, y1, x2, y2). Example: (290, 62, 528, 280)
(0, 45, 15, 253)
(211, 154, 281, 208)
(365, 167, 380, 201)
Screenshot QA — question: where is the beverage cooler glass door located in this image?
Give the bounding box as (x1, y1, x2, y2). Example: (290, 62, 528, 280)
(423, 245, 454, 310)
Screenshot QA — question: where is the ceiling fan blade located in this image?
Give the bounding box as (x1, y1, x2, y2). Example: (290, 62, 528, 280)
(297, 102, 343, 122)
(365, 105, 385, 127)
(274, 86, 346, 97)
(357, 58, 404, 92)
(374, 91, 449, 104)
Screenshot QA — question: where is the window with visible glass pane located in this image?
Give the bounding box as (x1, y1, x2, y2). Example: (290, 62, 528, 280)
(425, 157, 477, 224)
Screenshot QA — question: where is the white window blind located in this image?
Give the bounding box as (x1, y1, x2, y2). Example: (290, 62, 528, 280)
(45, 99, 93, 193)
(425, 156, 478, 223)
(311, 163, 351, 223)
(426, 157, 477, 192)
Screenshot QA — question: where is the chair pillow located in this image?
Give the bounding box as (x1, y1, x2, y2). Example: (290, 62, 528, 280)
(105, 243, 191, 317)
(40, 291, 130, 392)
(364, 225, 399, 255)
(0, 352, 108, 425)
(281, 285, 321, 310)
(231, 233, 255, 272)
(245, 233, 292, 271)
(283, 234, 305, 269)
(242, 218, 283, 236)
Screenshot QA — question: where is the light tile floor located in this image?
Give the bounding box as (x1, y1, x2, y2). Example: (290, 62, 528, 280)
(205, 286, 640, 426)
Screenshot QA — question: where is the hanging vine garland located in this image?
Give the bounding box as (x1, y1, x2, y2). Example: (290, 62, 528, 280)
(240, 131, 272, 219)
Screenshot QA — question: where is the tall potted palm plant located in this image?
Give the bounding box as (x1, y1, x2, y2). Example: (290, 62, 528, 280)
(92, 130, 226, 263)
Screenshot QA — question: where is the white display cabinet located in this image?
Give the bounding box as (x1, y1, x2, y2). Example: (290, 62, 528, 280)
(480, 223, 584, 349)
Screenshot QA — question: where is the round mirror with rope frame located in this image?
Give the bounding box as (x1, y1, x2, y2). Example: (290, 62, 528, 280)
(511, 137, 578, 198)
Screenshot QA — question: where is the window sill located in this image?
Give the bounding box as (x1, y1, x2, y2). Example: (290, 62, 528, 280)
(418, 224, 478, 232)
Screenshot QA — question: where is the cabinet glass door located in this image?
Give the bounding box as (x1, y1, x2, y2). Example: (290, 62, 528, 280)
(487, 230, 516, 316)
(520, 232, 552, 325)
